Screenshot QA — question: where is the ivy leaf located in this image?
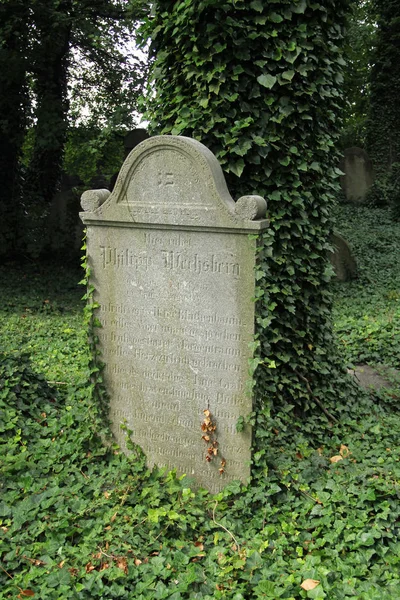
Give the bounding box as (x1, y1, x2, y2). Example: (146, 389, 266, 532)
(292, 0, 307, 14)
(257, 74, 277, 89)
(270, 12, 283, 23)
(282, 70, 295, 81)
(250, 0, 263, 12)
(198, 97, 209, 108)
(229, 159, 245, 177)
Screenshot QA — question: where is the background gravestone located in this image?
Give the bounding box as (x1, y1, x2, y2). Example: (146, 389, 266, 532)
(330, 232, 358, 282)
(339, 147, 374, 204)
(80, 135, 269, 493)
(123, 128, 149, 156)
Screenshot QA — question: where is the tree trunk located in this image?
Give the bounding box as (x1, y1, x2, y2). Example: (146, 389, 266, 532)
(0, 2, 30, 257)
(23, 2, 71, 255)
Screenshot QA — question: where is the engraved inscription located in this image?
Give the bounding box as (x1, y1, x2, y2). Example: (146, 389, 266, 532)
(101, 246, 151, 270)
(161, 251, 240, 278)
(90, 222, 255, 492)
(100, 245, 240, 279)
(158, 170, 175, 187)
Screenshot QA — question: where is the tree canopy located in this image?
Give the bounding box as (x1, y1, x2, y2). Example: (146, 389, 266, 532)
(0, 0, 148, 257)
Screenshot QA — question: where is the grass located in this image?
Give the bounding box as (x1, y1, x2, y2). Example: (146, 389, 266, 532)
(0, 262, 88, 385)
(333, 205, 400, 368)
(1, 205, 400, 599)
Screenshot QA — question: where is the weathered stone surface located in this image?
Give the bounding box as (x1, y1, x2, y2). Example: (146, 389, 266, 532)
(339, 147, 374, 204)
(81, 135, 269, 493)
(330, 232, 357, 282)
(348, 365, 400, 391)
(80, 189, 110, 212)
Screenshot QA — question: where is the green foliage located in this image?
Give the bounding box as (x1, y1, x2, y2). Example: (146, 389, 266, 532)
(340, 0, 377, 149)
(365, 0, 400, 177)
(0, 263, 88, 386)
(141, 0, 358, 448)
(1, 350, 400, 598)
(63, 127, 125, 186)
(365, 162, 400, 215)
(1, 216, 400, 597)
(333, 204, 400, 366)
(0, 0, 148, 259)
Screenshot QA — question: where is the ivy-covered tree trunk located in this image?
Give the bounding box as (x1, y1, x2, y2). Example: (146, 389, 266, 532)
(143, 0, 353, 429)
(366, 0, 400, 177)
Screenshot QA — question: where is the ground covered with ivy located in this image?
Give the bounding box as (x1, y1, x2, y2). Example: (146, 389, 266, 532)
(1, 205, 400, 599)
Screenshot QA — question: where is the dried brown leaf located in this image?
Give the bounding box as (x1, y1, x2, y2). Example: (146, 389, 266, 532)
(116, 557, 128, 574)
(330, 455, 343, 463)
(194, 542, 204, 551)
(300, 579, 320, 591)
(340, 444, 351, 457)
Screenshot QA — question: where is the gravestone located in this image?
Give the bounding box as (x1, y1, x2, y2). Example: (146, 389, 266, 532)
(109, 129, 150, 191)
(46, 174, 84, 257)
(339, 147, 374, 204)
(330, 232, 357, 282)
(80, 135, 269, 493)
(124, 128, 149, 156)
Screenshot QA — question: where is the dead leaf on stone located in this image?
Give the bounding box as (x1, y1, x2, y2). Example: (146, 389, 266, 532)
(330, 455, 343, 463)
(300, 579, 320, 591)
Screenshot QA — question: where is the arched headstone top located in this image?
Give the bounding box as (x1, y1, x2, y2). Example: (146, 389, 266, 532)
(80, 135, 268, 232)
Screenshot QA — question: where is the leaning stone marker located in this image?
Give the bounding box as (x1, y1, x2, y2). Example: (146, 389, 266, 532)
(80, 135, 269, 493)
(339, 147, 374, 204)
